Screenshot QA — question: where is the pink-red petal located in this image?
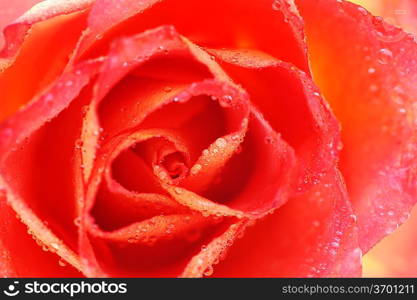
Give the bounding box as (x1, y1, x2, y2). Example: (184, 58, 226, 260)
(296, 0, 417, 252)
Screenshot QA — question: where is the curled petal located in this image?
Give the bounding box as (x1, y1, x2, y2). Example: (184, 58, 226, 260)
(181, 220, 249, 278)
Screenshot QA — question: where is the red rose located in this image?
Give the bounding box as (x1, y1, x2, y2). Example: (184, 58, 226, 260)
(0, 0, 416, 277)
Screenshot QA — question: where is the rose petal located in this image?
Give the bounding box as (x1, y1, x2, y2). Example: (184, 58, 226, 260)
(181, 219, 249, 278)
(183, 108, 296, 217)
(296, 0, 417, 252)
(74, 0, 308, 72)
(212, 168, 361, 277)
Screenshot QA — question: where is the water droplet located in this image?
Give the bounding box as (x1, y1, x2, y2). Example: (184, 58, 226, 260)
(220, 95, 233, 107)
(58, 260, 67, 267)
(387, 210, 395, 216)
(96, 34, 103, 40)
(331, 241, 340, 248)
(357, 7, 367, 16)
(368, 67, 376, 74)
(265, 137, 274, 144)
(398, 107, 407, 114)
(73, 217, 81, 227)
(164, 86, 173, 93)
(329, 249, 338, 256)
(203, 265, 214, 276)
(2, 128, 12, 139)
(215, 138, 226, 148)
(174, 187, 183, 195)
(369, 84, 379, 93)
(172, 96, 180, 103)
(272, 0, 282, 11)
(44, 93, 54, 103)
(50, 243, 59, 250)
(373, 17, 407, 43)
(190, 164, 202, 175)
(377, 48, 393, 64)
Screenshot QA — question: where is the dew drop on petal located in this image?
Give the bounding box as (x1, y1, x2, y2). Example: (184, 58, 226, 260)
(50, 243, 59, 251)
(221, 95, 233, 106)
(73, 217, 81, 227)
(312, 220, 320, 227)
(331, 241, 340, 248)
(369, 84, 379, 93)
(357, 7, 367, 16)
(44, 93, 54, 103)
(377, 48, 393, 65)
(398, 107, 407, 114)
